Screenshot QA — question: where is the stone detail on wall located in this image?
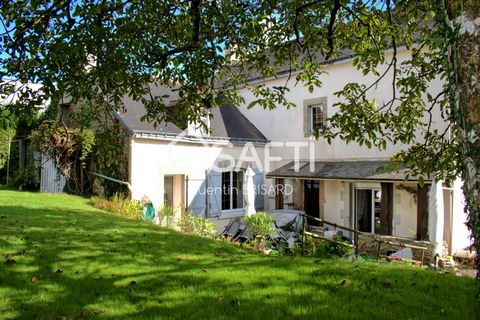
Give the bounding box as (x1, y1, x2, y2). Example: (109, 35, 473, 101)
(340, 183, 349, 227)
(357, 233, 434, 263)
(394, 193, 401, 205)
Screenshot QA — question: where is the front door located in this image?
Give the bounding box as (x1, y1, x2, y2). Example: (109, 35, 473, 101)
(304, 180, 320, 225)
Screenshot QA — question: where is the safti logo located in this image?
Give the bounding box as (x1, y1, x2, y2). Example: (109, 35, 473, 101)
(166, 129, 316, 173)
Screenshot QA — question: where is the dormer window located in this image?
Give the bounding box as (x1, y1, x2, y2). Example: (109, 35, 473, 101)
(187, 113, 210, 136)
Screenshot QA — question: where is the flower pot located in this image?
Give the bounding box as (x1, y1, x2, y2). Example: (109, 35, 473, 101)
(255, 235, 265, 253)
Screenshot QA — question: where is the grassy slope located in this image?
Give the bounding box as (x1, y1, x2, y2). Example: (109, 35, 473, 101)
(0, 190, 477, 320)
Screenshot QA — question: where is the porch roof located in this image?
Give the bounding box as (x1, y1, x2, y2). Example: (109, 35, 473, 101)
(266, 160, 428, 182)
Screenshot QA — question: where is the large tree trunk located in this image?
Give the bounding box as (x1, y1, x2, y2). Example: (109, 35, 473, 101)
(445, 0, 480, 278)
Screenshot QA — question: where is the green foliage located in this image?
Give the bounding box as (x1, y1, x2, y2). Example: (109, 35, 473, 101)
(10, 165, 38, 190)
(294, 235, 352, 258)
(159, 205, 175, 228)
(242, 212, 276, 238)
(30, 122, 95, 170)
(0, 127, 15, 170)
(177, 213, 217, 238)
(92, 122, 129, 197)
(0, 0, 466, 186)
(315, 236, 352, 258)
(2, 0, 479, 273)
(0, 105, 17, 170)
(89, 194, 142, 219)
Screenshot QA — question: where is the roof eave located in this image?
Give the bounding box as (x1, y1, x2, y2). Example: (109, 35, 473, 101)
(132, 130, 270, 145)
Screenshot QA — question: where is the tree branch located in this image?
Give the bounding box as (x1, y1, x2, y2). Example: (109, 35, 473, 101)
(293, 0, 324, 47)
(325, 0, 341, 60)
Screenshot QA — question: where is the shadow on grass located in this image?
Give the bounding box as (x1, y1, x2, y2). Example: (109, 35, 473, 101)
(0, 204, 478, 320)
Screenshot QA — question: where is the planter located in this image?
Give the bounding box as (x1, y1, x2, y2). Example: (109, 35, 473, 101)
(255, 235, 266, 254)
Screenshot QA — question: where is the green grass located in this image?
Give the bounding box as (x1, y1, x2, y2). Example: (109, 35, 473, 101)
(0, 190, 478, 319)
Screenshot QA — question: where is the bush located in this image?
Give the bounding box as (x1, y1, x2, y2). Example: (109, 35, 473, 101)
(11, 166, 39, 190)
(177, 213, 217, 238)
(90, 194, 142, 219)
(159, 205, 174, 228)
(315, 235, 352, 258)
(242, 212, 275, 237)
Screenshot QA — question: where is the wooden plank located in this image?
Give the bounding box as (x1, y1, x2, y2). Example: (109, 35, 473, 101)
(303, 214, 359, 234)
(373, 239, 429, 251)
(378, 255, 424, 265)
(303, 231, 355, 249)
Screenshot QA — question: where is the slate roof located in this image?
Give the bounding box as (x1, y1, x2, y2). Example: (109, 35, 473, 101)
(216, 48, 355, 88)
(114, 84, 268, 143)
(266, 160, 428, 182)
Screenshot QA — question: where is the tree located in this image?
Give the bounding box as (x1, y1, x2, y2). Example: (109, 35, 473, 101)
(0, 1, 478, 274)
(0, 105, 16, 171)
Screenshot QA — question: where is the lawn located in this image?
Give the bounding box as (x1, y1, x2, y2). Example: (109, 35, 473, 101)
(0, 190, 477, 319)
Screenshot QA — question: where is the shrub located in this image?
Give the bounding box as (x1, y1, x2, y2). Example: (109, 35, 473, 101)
(160, 205, 175, 228)
(90, 194, 142, 219)
(11, 165, 39, 190)
(242, 212, 275, 238)
(177, 213, 217, 238)
(315, 235, 352, 258)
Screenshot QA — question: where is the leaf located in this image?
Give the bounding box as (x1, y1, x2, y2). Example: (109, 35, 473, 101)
(418, 176, 424, 187)
(247, 100, 259, 109)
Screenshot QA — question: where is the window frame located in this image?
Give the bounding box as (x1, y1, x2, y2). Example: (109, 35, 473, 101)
(303, 97, 327, 137)
(354, 187, 381, 234)
(221, 170, 245, 212)
(310, 104, 325, 133)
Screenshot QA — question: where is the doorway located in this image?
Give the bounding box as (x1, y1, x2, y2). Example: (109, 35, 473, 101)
(163, 175, 185, 225)
(304, 180, 320, 225)
(355, 188, 381, 233)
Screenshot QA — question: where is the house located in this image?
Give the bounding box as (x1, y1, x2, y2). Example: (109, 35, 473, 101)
(54, 46, 471, 261)
(234, 46, 472, 258)
(111, 85, 269, 224)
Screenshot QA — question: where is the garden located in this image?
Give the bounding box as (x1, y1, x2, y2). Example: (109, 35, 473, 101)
(0, 190, 477, 319)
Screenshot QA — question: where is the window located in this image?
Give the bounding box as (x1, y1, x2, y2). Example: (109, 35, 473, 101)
(310, 104, 325, 132)
(187, 113, 210, 136)
(303, 97, 327, 137)
(221, 171, 244, 210)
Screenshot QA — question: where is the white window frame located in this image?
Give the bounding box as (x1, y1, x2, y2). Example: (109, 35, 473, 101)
(354, 187, 381, 234)
(221, 170, 245, 212)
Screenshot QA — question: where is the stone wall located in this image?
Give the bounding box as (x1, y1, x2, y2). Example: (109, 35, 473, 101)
(357, 233, 434, 263)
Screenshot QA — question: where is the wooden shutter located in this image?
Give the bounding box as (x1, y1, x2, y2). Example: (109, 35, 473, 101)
(416, 184, 430, 240)
(380, 182, 393, 235)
